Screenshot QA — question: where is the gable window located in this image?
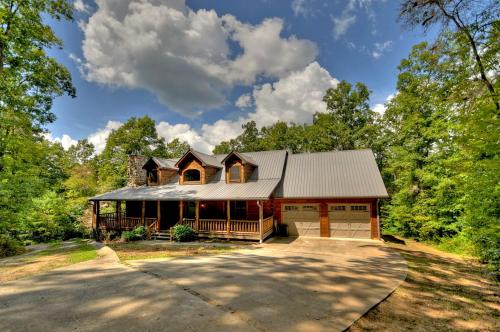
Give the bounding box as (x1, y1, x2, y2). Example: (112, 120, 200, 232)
(231, 201, 247, 219)
(147, 169, 158, 184)
(229, 165, 241, 182)
(184, 169, 201, 183)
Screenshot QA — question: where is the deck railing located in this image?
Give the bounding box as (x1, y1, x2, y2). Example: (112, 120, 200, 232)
(98, 213, 157, 231)
(181, 217, 271, 235)
(181, 218, 196, 229)
(262, 216, 274, 235)
(199, 219, 227, 233)
(230, 219, 259, 233)
(98, 213, 274, 239)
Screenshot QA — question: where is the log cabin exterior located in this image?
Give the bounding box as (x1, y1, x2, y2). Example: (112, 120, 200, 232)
(89, 149, 388, 242)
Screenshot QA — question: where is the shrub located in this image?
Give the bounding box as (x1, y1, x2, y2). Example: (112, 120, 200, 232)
(172, 224, 196, 242)
(0, 235, 26, 258)
(121, 226, 148, 242)
(132, 226, 147, 239)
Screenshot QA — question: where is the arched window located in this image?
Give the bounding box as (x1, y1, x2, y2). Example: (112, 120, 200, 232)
(184, 169, 201, 182)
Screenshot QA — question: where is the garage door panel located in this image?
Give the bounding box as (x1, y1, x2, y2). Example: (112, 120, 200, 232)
(283, 204, 320, 237)
(328, 204, 371, 239)
(293, 222, 320, 236)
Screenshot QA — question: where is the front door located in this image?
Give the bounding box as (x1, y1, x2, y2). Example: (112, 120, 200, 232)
(160, 201, 180, 230)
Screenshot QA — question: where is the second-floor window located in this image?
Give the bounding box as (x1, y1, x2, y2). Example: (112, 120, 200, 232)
(229, 165, 241, 182)
(184, 169, 201, 183)
(147, 169, 158, 184)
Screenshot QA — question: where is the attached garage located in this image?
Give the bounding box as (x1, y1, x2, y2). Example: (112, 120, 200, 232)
(274, 149, 388, 240)
(328, 204, 371, 239)
(283, 204, 320, 237)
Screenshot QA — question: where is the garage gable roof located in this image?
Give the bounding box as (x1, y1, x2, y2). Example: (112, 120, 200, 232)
(275, 149, 388, 198)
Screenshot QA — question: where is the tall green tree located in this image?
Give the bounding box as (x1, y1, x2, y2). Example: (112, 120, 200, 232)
(0, 0, 75, 242)
(399, 0, 499, 109)
(309, 81, 383, 165)
(382, 42, 463, 240)
(98, 116, 167, 189)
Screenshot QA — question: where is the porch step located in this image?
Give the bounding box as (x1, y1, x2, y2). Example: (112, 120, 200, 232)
(153, 231, 171, 241)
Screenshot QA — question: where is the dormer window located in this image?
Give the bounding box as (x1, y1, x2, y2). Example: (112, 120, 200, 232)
(147, 169, 158, 184)
(184, 169, 201, 183)
(229, 165, 241, 182)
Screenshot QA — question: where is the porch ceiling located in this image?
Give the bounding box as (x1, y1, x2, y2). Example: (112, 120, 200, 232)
(89, 179, 280, 201)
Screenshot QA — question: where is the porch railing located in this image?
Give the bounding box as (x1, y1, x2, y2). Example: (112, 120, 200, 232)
(98, 212, 157, 231)
(262, 216, 274, 235)
(181, 217, 272, 234)
(199, 219, 227, 233)
(181, 218, 196, 229)
(230, 219, 259, 233)
(98, 213, 274, 239)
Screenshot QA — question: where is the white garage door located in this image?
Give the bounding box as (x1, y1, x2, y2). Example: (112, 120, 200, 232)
(329, 204, 371, 239)
(283, 204, 320, 237)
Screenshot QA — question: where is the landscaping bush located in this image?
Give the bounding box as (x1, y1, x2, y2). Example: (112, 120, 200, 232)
(0, 235, 26, 258)
(172, 224, 196, 242)
(121, 226, 148, 242)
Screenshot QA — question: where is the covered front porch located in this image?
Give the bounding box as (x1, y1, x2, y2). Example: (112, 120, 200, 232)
(92, 199, 275, 242)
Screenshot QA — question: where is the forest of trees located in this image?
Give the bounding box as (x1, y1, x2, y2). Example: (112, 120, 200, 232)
(0, 1, 498, 273)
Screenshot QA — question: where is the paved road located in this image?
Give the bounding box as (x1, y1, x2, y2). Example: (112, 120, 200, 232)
(0, 238, 407, 332)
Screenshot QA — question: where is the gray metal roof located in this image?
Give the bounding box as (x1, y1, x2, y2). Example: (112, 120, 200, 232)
(220, 151, 258, 167)
(90, 179, 281, 201)
(275, 149, 388, 198)
(151, 157, 178, 169)
(90, 149, 387, 201)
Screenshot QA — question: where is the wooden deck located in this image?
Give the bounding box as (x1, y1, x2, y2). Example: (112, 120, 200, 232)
(97, 213, 274, 241)
(180, 216, 274, 240)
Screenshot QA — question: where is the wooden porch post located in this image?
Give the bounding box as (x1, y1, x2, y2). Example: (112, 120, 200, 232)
(226, 200, 231, 234)
(179, 200, 184, 224)
(92, 201, 97, 230)
(141, 200, 146, 226)
(157, 200, 161, 232)
(258, 200, 263, 243)
(195, 201, 200, 231)
(116, 201, 121, 227)
(95, 201, 100, 230)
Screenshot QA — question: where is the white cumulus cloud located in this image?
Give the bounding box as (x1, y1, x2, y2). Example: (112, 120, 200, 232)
(235, 94, 253, 108)
(372, 93, 394, 115)
(43, 133, 78, 150)
(156, 121, 212, 153)
(79, 0, 317, 116)
(74, 0, 90, 13)
(87, 120, 123, 153)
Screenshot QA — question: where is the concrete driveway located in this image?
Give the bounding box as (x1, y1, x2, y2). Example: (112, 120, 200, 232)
(0, 238, 406, 332)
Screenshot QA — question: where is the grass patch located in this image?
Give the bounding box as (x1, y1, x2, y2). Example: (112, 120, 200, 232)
(0, 239, 98, 283)
(348, 236, 499, 332)
(109, 242, 240, 261)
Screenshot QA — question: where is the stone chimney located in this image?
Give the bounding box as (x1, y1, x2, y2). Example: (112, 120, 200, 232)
(127, 155, 147, 187)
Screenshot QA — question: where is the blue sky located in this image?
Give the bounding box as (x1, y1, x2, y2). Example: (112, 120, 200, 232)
(46, 0, 434, 153)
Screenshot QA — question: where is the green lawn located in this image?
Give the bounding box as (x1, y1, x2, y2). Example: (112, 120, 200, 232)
(0, 239, 98, 283)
